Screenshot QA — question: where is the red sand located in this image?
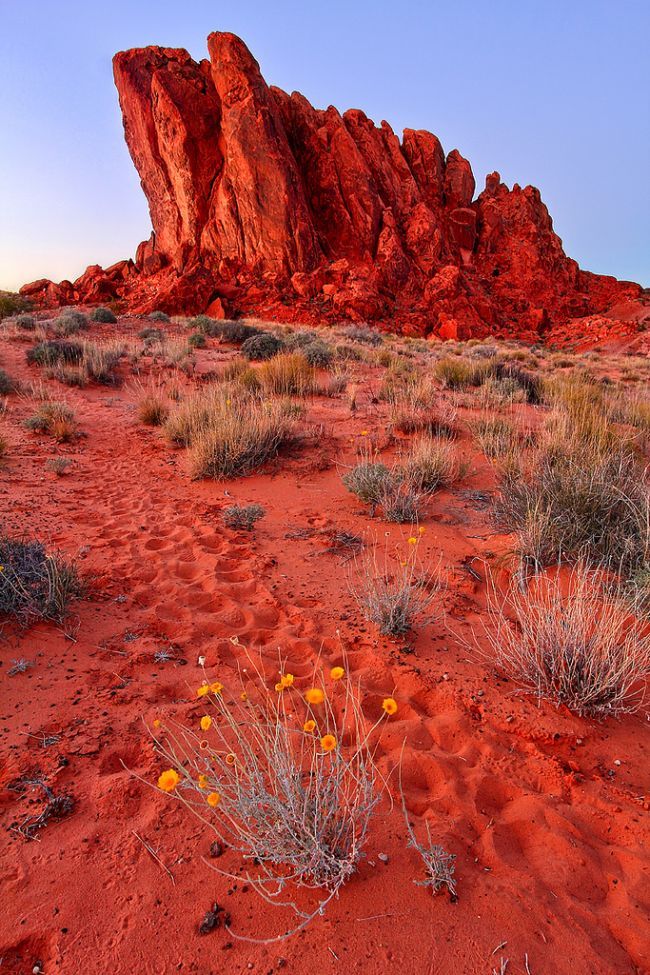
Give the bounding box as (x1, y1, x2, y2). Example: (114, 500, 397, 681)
(1, 323, 648, 974)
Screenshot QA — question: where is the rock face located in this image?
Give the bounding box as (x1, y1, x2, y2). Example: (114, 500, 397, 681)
(22, 32, 641, 338)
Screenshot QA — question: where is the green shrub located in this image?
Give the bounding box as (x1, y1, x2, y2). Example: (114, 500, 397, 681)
(302, 341, 334, 368)
(90, 306, 117, 324)
(55, 310, 88, 334)
(0, 370, 18, 395)
(188, 331, 207, 348)
(27, 340, 84, 367)
(15, 314, 37, 331)
(148, 310, 170, 323)
(0, 292, 30, 320)
(241, 332, 284, 361)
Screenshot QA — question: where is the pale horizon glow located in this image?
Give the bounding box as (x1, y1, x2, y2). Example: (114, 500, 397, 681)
(0, 0, 648, 292)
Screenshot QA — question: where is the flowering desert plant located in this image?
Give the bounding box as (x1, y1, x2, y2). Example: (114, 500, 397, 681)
(349, 531, 441, 636)
(151, 640, 397, 941)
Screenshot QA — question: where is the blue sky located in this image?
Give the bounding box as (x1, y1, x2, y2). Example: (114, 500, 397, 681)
(1, 0, 648, 290)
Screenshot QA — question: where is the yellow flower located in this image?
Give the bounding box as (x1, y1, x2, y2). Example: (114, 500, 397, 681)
(198, 774, 209, 790)
(207, 791, 220, 808)
(382, 697, 398, 716)
(303, 719, 316, 733)
(275, 682, 284, 692)
(320, 734, 337, 752)
(280, 673, 294, 687)
(240, 691, 248, 702)
(197, 684, 209, 698)
(210, 681, 223, 695)
(157, 769, 180, 792)
(226, 753, 236, 766)
(152, 719, 161, 729)
(330, 666, 344, 681)
(360, 430, 368, 436)
(305, 688, 325, 705)
(407, 537, 418, 545)
(418, 526, 426, 535)
(200, 715, 212, 732)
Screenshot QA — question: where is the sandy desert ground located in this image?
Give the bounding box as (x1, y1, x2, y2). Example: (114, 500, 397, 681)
(0, 310, 648, 975)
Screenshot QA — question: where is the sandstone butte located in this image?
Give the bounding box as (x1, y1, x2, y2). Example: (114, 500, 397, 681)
(21, 31, 646, 341)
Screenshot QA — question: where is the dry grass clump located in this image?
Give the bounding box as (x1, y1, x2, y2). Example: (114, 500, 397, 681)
(24, 401, 77, 442)
(134, 380, 169, 426)
(481, 565, 650, 717)
(45, 457, 72, 476)
(0, 535, 85, 626)
(349, 535, 440, 635)
(223, 504, 266, 530)
(402, 436, 466, 492)
(434, 356, 492, 389)
(258, 353, 317, 397)
(471, 415, 518, 460)
(165, 386, 296, 479)
(496, 389, 649, 574)
(151, 642, 389, 940)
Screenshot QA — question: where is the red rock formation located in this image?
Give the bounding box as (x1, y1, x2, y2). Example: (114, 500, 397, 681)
(21, 31, 642, 339)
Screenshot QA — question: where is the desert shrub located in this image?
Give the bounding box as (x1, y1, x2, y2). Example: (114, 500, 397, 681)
(0, 292, 30, 320)
(54, 310, 88, 335)
(24, 401, 77, 442)
(223, 504, 266, 530)
(402, 437, 465, 492)
(342, 459, 394, 512)
(45, 457, 72, 476)
(188, 315, 220, 336)
(349, 537, 439, 635)
(0, 370, 18, 395)
(148, 310, 170, 323)
(138, 327, 164, 342)
(27, 340, 84, 367)
(258, 353, 316, 396)
(302, 341, 334, 369)
(15, 314, 37, 331)
(340, 325, 383, 346)
(481, 565, 650, 717)
(378, 481, 427, 523)
(165, 387, 295, 479)
(90, 306, 117, 324)
(0, 535, 85, 625)
(491, 362, 541, 404)
(188, 331, 207, 349)
(0, 431, 8, 458)
(214, 321, 261, 344)
(334, 342, 364, 362)
(152, 645, 387, 939)
(241, 332, 285, 361)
